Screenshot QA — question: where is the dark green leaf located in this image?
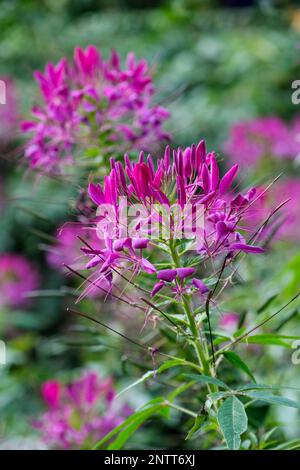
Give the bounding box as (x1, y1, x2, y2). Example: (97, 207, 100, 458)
(223, 351, 256, 383)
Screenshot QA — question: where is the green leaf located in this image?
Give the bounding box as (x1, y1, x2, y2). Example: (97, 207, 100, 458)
(223, 351, 256, 383)
(94, 403, 164, 449)
(186, 374, 230, 390)
(208, 391, 230, 402)
(245, 391, 300, 409)
(217, 396, 248, 450)
(239, 383, 300, 392)
(243, 334, 299, 348)
(157, 358, 186, 373)
(272, 439, 300, 450)
(117, 359, 188, 397)
(168, 381, 195, 402)
(185, 414, 206, 440)
(117, 371, 154, 397)
(257, 294, 278, 313)
(108, 405, 164, 450)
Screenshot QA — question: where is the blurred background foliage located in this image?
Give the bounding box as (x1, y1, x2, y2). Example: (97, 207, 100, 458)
(1, 0, 300, 449)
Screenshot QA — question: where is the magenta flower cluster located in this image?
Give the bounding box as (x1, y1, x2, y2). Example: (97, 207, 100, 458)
(224, 116, 300, 168)
(34, 371, 129, 449)
(79, 140, 263, 298)
(21, 46, 170, 174)
(0, 253, 40, 309)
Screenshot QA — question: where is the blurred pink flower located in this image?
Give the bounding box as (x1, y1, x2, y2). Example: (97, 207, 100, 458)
(22, 46, 170, 174)
(46, 223, 110, 297)
(224, 116, 300, 168)
(249, 179, 300, 242)
(219, 312, 239, 334)
(47, 223, 99, 272)
(35, 371, 130, 449)
(0, 253, 40, 308)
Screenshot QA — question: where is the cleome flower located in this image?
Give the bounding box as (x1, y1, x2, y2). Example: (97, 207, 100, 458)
(75, 139, 264, 299)
(21, 45, 170, 174)
(34, 371, 130, 449)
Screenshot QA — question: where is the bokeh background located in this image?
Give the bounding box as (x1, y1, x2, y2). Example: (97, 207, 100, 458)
(1, 0, 300, 449)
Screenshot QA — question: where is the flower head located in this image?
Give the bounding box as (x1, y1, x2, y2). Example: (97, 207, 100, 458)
(34, 371, 129, 449)
(0, 253, 40, 308)
(22, 46, 170, 174)
(77, 140, 263, 298)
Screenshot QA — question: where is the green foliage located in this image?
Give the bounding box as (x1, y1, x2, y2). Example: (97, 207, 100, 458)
(217, 397, 248, 450)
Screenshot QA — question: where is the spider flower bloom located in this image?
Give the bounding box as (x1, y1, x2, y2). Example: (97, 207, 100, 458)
(224, 116, 300, 168)
(0, 253, 40, 308)
(34, 372, 129, 449)
(79, 140, 263, 296)
(0, 77, 19, 144)
(21, 46, 170, 174)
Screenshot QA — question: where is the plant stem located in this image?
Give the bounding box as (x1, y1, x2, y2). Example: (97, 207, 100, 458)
(165, 400, 198, 418)
(168, 240, 210, 375)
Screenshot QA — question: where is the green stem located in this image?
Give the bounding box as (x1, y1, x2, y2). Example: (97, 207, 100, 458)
(168, 240, 209, 375)
(165, 401, 198, 418)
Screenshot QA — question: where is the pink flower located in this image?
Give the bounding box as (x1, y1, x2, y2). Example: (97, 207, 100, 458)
(77, 140, 263, 298)
(47, 223, 100, 272)
(224, 116, 300, 168)
(42, 381, 61, 409)
(246, 178, 300, 242)
(0, 253, 40, 308)
(47, 223, 111, 298)
(219, 312, 239, 334)
(22, 46, 170, 174)
(34, 372, 129, 449)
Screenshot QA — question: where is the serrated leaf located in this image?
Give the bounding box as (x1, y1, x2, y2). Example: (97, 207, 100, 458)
(217, 396, 248, 450)
(223, 351, 256, 382)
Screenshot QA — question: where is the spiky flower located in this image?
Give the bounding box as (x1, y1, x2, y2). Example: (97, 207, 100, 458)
(21, 46, 170, 174)
(76, 139, 263, 300)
